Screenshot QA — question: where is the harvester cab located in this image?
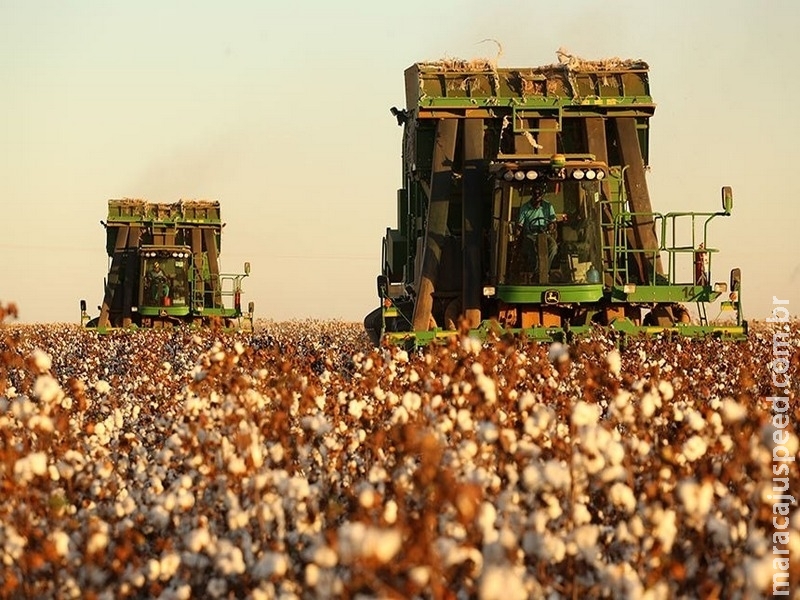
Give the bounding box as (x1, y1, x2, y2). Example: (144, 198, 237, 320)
(365, 54, 747, 347)
(81, 199, 254, 332)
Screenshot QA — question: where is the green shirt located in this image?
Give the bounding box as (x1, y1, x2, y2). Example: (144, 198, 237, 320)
(518, 200, 556, 235)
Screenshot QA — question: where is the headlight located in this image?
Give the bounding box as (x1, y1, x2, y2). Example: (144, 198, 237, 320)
(525, 170, 538, 180)
(503, 171, 514, 181)
(482, 286, 496, 297)
(513, 171, 525, 181)
(585, 169, 597, 180)
(572, 169, 585, 180)
(596, 170, 605, 180)
(623, 283, 636, 294)
(714, 282, 727, 293)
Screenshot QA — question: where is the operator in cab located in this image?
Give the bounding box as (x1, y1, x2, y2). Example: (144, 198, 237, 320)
(146, 261, 170, 305)
(518, 180, 558, 275)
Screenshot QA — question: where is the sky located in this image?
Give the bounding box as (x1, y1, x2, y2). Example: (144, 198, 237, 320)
(1, 0, 798, 325)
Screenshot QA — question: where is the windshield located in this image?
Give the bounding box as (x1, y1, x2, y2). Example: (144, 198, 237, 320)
(140, 253, 191, 307)
(492, 179, 604, 286)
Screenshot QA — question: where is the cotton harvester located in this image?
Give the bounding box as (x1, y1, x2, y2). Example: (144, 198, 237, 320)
(81, 199, 253, 331)
(365, 53, 747, 346)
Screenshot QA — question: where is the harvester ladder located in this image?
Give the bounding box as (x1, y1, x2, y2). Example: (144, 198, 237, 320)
(697, 301, 709, 326)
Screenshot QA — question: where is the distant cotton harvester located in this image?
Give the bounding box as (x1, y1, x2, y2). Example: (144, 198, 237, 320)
(81, 199, 253, 331)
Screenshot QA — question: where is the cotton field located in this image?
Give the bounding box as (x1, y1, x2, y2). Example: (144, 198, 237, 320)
(0, 313, 798, 599)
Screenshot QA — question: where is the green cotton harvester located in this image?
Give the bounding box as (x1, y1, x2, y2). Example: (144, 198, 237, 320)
(365, 52, 747, 346)
(81, 199, 253, 331)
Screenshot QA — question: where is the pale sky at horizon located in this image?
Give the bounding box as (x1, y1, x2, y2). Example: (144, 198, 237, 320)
(2, 0, 798, 324)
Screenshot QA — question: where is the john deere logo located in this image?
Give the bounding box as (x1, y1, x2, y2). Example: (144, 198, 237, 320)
(544, 290, 560, 304)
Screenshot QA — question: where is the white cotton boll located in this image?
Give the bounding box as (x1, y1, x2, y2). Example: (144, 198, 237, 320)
(358, 487, 378, 509)
(682, 435, 708, 462)
(461, 336, 483, 355)
(251, 552, 288, 579)
(478, 502, 498, 541)
(31, 348, 52, 372)
(402, 392, 421, 411)
(269, 443, 285, 464)
(215, 541, 246, 575)
(305, 563, 320, 587)
(185, 527, 211, 553)
(227, 456, 247, 475)
(572, 401, 601, 427)
(14, 451, 48, 484)
(614, 389, 632, 410)
(543, 460, 570, 491)
(606, 440, 626, 467)
(744, 556, 775, 596)
(144, 558, 161, 581)
(609, 482, 637, 514)
(721, 399, 747, 424)
(52, 530, 70, 557)
(33, 375, 62, 404)
(87, 529, 109, 554)
(521, 464, 541, 492)
(347, 400, 363, 419)
(460, 439, 478, 460)
(383, 500, 398, 524)
(479, 565, 527, 600)
(409, 566, 431, 587)
(478, 421, 499, 444)
(518, 391, 536, 412)
(573, 503, 592, 526)
(652, 508, 677, 553)
(160, 552, 181, 580)
(207, 578, 227, 598)
(657, 380, 674, 401)
(686, 409, 705, 432)
(94, 380, 111, 395)
(606, 350, 621, 376)
(572, 525, 599, 560)
(227, 507, 249, 530)
(313, 546, 338, 569)
(337, 523, 402, 565)
(543, 492, 563, 520)
(706, 514, 731, 548)
(640, 393, 657, 418)
(475, 373, 497, 403)
(28, 414, 54, 433)
(391, 405, 409, 425)
(457, 409, 474, 432)
(548, 342, 569, 364)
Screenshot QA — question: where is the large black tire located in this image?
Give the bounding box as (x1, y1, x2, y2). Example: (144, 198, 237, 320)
(363, 307, 382, 347)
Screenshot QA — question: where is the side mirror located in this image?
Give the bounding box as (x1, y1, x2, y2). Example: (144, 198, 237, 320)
(248, 301, 255, 315)
(80, 299, 87, 312)
(377, 275, 389, 298)
(244, 262, 251, 275)
(721, 186, 733, 213)
(730, 267, 741, 292)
